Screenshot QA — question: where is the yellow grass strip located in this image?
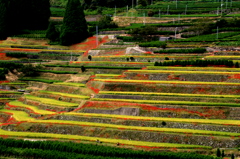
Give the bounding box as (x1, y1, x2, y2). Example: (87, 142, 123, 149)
(126, 70, 240, 75)
(38, 91, 90, 99)
(71, 61, 151, 64)
(99, 91, 240, 98)
(0, 129, 210, 149)
(65, 112, 240, 126)
(0, 91, 23, 94)
(0, 109, 35, 121)
(95, 74, 121, 77)
(8, 101, 56, 115)
(92, 98, 240, 107)
(53, 82, 85, 87)
(27, 119, 240, 137)
(205, 56, 240, 59)
(0, 109, 239, 137)
(94, 79, 240, 86)
(25, 95, 78, 107)
(147, 66, 240, 71)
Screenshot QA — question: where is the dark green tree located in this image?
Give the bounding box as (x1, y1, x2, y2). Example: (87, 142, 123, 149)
(138, 0, 147, 6)
(221, 150, 225, 158)
(231, 153, 235, 159)
(0, 0, 8, 40)
(88, 55, 92, 61)
(60, 0, 89, 46)
(216, 148, 221, 157)
(98, 15, 118, 30)
(46, 22, 59, 42)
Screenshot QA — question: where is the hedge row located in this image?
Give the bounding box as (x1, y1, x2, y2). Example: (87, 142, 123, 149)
(154, 48, 206, 53)
(139, 41, 167, 47)
(0, 138, 219, 159)
(154, 59, 236, 67)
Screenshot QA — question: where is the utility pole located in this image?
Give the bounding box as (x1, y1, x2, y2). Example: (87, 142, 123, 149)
(143, 13, 146, 25)
(96, 25, 98, 46)
(159, 9, 161, 18)
(217, 7, 219, 15)
(185, 5, 187, 15)
(132, 0, 134, 8)
(167, 5, 169, 15)
(127, 5, 128, 17)
(115, 6, 116, 16)
(176, 0, 178, 9)
(221, 3, 224, 16)
(175, 27, 178, 40)
(178, 14, 180, 23)
(226, 0, 228, 9)
(216, 26, 219, 39)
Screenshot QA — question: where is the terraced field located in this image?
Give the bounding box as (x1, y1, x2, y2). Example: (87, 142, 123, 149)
(1, 11, 240, 157)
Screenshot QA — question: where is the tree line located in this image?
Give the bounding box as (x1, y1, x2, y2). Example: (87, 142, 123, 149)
(0, 0, 50, 40)
(0, 138, 221, 159)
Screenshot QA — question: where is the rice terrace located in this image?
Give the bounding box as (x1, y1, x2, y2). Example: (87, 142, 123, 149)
(1, 0, 240, 158)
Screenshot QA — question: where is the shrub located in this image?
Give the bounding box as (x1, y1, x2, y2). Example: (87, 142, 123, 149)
(162, 121, 166, 126)
(154, 48, 206, 54)
(165, 57, 169, 60)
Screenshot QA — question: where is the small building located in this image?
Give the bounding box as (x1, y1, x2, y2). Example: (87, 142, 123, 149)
(159, 37, 173, 41)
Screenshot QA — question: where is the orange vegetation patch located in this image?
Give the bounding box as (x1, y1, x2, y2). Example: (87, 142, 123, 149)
(0, 53, 11, 60)
(70, 36, 109, 57)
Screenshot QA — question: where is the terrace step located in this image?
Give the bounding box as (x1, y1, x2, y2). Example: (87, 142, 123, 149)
(30, 90, 89, 103)
(96, 94, 239, 104)
(19, 95, 79, 112)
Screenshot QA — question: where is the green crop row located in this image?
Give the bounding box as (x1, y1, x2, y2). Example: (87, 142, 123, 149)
(53, 82, 85, 87)
(154, 48, 206, 53)
(176, 32, 240, 42)
(19, 78, 62, 84)
(154, 59, 236, 67)
(38, 91, 90, 99)
(139, 41, 167, 47)
(24, 95, 79, 107)
(99, 91, 240, 99)
(94, 79, 240, 86)
(93, 98, 240, 107)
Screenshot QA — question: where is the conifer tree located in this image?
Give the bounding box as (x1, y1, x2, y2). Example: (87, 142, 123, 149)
(0, 0, 8, 40)
(46, 22, 59, 42)
(60, 0, 89, 46)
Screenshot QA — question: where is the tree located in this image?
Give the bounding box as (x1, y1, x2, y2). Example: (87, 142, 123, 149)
(81, 66, 86, 72)
(98, 15, 118, 30)
(231, 153, 235, 159)
(129, 26, 159, 42)
(138, 0, 147, 6)
(60, 0, 89, 46)
(0, 0, 8, 40)
(88, 55, 92, 61)
(216, 148, 221, 157)
(221, 150, 225, 158)
(46, 22, 59, 42)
